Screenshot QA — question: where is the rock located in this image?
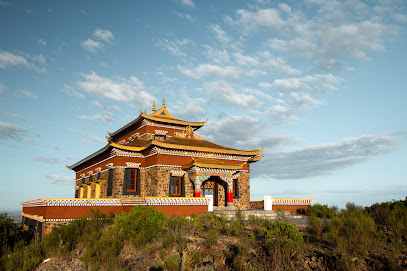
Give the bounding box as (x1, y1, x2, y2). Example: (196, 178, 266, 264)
(311, 256, 317, 262)
(308, 261, 317, 269)
(352, 257, 358, 262)
(203, 255, 214, 263)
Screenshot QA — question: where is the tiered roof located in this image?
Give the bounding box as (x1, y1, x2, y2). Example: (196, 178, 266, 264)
(68, 99, 263, 171)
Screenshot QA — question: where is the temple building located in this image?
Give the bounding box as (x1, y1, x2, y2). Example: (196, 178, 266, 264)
(68, 99, 264, 209)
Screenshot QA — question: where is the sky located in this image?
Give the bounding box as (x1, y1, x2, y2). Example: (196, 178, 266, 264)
(0, 0, 406, 212)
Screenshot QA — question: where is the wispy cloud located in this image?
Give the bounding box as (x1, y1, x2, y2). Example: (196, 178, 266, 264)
(14, 89, 38, 100)
(89, 136, 106, 145)
(180, 0, 194, 8)
(81, 28, 115, 53)
(77, 72, 155, 107)
(80, 112, 113, 123)
(33, 156, 61, 164)
(0, 122, 27, 141)
(46, 174, 73, 184)
(156, 39, 192, 57)
(0, 1, 12, 7)
(176, 12, 195, 23)
(63, 84, 85, 99)
(6, 112, 26, 121)
(91, 100, 120, 111)
(38, 39, 47, 47)
(0, 50, 46, 72)
(254, 134, 403, 179)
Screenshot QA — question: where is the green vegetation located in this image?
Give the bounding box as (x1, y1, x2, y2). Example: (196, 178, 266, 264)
(1, 199, 407, 270)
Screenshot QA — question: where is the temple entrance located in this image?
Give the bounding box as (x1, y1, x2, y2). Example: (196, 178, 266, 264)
(201, 176, 228, 207)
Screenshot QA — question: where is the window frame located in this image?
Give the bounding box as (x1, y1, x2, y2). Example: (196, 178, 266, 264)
(233, 178, 240, 199)
(169, 175, 185, 197)
(122, 168, 140, 196)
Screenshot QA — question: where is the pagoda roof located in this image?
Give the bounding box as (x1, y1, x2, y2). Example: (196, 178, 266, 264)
(112, 136, 263, 156)
(109, 102, 206, 139)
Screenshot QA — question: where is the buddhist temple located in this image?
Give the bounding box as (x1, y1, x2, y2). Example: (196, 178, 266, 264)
(68, 99, 264, 209)
(21, 99, 315, 239)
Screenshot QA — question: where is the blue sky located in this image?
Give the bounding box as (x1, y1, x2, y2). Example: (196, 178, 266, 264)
(1, 0, 406, 211)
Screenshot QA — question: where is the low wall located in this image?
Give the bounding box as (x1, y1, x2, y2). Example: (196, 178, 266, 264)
(249, 200, 264, 209)
(250, 197, 316, 213)
(21, 197, 211, 239)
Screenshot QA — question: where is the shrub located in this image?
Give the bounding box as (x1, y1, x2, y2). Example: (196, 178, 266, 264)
(261, 220, 304, 269)
(164, 254, 181, 271)
(0, 213, 22, 255)
(205, 229, 219, 247)
(115, 206, 166, 247)
(307, 213, 323, 239)
(306, 203, 338, 219)
(326, 202, 380, 257)
(2, 241, 43, 271)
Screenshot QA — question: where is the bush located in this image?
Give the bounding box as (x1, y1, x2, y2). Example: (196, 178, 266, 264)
(306, 204, 338, 219)
(0, 213, 23, 255)
(115, 206, 166, 247)
(326, 203, 380, 256)
(2, 241, 43, 271)
(261, 220, 304, 269)
(205, 229, 219, 247)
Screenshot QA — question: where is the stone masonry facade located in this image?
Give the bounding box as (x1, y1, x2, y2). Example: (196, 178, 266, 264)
(74, 166, 250, 209)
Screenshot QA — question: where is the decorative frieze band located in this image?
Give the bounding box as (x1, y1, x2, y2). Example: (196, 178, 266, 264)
(22, 197, 211, 208)
(126, 162, 141, 168)
(272, 198, 316, 205)
(171, 170, 185, 177)
(154, 130, 168, 135)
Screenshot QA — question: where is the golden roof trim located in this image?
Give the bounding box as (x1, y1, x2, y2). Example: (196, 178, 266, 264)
(182, 159, 245, 170)
(140, 113, 207, 127)
(154, 140, 262, 156)
(109, 141, 151, 151)
(248, 155, 264, 162)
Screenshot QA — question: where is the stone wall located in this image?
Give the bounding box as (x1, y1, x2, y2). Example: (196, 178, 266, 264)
(233, 172, 250, 210)
(250, 200, 264, 209)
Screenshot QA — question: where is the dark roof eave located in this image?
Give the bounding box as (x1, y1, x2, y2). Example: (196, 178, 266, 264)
(67, 144, 111, 171)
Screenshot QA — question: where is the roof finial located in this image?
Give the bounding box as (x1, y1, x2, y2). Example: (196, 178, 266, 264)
(145, 109, 147, 114)
(152, 100, 156, 113)
(163, 97, 166, 108)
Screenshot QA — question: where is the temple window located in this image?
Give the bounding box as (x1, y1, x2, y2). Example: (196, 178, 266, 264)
(123, 168, 140, 195)
(233, 178, 240, 199)
(169, 176, 185, 197)
(107, 169, 113, 196)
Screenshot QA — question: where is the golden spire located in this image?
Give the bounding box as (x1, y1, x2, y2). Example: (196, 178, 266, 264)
(163, 97, 166, 108)
(152, 100, 156, 113)
(145, 109, 147, 114)
(140, 109, 143, 114)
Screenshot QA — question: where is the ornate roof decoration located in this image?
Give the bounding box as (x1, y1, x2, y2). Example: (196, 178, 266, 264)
(182, 158, 246, 171)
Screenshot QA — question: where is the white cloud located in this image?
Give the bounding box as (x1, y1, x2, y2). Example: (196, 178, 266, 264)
(38, 39, 47, 47)
(204, 80, 263, 109)
(0, 122, 27, 141)
(227, 8, 285, 32)
(77, 72, 155, 107)
(178, 64, 243, 80)
(80, 112, 113, 123)
(89, 136, 106, 144)
(91, 100, 120, 112)
(254, 134, 403, 179)
(0, 1, 12, 7)
(14, 89, 38, 100)
(181, 0, 194, 8)
(156, 39, 192, 57)
(176, 12, 195, 22)
(46, 174, 73, 184)
(170, 96, 208, 122)
(0, 50, 46, 72)
(81, 39, 105, 53)
(93, 28, 114, 43)
(6, 112, 26, 121)
(32, 54, 46, 64)
(63, 84, 85, 99)
(199, 115, 263, 149)
(81, 28, 115, 53)
(33, 156, 61, 164)
(210, 24, 231, 44)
